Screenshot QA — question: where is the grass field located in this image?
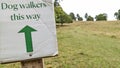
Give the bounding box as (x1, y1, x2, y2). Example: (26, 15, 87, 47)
(1, 21, 120, 68)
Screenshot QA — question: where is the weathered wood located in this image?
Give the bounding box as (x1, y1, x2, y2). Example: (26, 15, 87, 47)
(21, 59, 44, 68)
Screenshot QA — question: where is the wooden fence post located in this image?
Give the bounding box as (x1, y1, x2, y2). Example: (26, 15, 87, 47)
(21, 59, 44, 68)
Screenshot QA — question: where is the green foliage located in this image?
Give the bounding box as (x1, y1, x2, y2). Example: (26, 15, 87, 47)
(87, 16, 94, 21)
(54, 1, 73, 25)
(69, 12, 76, 21)
(76, 14, 83, 21)
(84, 13, 94, 21)
(54, 6, 73, 25)
(114, 9, 120, 20)
(95, 13, 107, 21)
(85, 13, 88, 21)
(54, 0, 59, 7)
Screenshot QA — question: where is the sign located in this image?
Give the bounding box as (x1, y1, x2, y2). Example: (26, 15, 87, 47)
(0, 0, 58, 63)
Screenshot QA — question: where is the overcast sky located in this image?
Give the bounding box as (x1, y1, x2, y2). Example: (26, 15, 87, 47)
(60, 0, 120, 21)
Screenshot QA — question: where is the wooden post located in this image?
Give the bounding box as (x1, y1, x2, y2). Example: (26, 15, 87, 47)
(21, 59, 44, 68)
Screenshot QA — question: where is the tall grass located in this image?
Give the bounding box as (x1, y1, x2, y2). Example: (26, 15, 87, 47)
(45, 21, 120, 68)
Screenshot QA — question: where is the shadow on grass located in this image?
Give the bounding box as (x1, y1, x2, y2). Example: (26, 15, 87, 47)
(56, 24, 70, 28)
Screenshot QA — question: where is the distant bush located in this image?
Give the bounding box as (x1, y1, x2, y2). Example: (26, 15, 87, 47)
(114, 9, 120, 20)
(77, 14, 83, 21)
(95, 13, 107, 21)
(87, 16, 94, 21)
(84, 13, 94, 21)
(69, 12, 76, 21)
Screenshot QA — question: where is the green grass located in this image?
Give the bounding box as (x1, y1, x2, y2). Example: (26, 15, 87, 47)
(1, 21, 120, 68)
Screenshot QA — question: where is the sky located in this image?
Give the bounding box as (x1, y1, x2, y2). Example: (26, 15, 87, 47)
(60, 0, 120, 21)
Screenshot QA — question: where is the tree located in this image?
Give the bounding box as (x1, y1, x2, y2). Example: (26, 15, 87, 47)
(54, 0, 60, 7)
(114, 9, 120, 20)
(87, 16, 94, 21)
(85, 13, 88, 21)
(95, 13, 107, 21)
(76, 14, 83, 21)
(54, 2, 73, 25)
(84, 13, 94, 21)
(69, 12, 76, 21)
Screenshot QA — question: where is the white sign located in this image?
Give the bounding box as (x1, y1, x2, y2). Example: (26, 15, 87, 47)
(0, 0, 58, 63)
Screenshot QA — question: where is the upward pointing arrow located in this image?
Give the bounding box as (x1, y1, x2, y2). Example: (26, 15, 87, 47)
(18, 25, 37, 53)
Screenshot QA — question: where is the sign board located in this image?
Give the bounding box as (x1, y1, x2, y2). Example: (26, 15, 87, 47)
(0, 0, 58, 63)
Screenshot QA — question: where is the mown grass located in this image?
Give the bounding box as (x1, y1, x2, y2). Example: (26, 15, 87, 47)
(1, 21, 120, 68)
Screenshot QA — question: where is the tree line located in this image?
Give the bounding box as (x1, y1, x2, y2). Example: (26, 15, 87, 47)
(54, 0, 120, 25)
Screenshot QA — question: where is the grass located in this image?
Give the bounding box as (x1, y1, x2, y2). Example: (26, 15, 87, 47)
(1, 21, 120, 68)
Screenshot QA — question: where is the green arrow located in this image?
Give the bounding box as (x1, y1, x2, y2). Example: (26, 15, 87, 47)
(18, 25, 37, 53)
